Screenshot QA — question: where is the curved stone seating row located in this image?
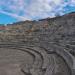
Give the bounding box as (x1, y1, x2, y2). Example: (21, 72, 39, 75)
(0, 42, 25, 47)
(0, 45, 44, 75)
(27, 46, 49, 69)
(0, 44, 50, 70)
(0, 43, 72, 75)
(66, 43, 75, 47)
(19, 45, 71, 75)
(0, 44, 56, 75)
(19, 46, 58, 75)
(68, 41, 75, 45)
(20, 48, 43, 75)
(15, 46, 51, 75)
(0, 48, 35, 75)
(44, 54, 56, 75)
(50, 45, 75, 75)
(64, 43, 75, 56)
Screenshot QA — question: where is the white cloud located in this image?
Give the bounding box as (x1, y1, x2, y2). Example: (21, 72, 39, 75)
(52, 0, 62, 5)
(24, 0, 64, 19)
(70, 0, 75, 6)
(0, 0, 75, 21)
(0, 10, 31, 21)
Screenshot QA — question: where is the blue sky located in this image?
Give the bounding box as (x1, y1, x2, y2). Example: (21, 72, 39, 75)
(0, 13, 18, 24)
(0, 0, 75, 24)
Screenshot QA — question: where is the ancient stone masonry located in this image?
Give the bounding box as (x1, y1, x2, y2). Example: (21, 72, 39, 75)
(0, 12, 75, 75)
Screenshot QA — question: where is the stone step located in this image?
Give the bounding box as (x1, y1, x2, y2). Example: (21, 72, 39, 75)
(28, 46, 50, 69)
(52, 45, 75, 75)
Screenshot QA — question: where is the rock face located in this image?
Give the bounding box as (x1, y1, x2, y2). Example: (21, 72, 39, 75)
(0, 12, 75, 75)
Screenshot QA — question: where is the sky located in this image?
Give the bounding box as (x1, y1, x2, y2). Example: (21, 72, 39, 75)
(0, 0, 75, 24)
